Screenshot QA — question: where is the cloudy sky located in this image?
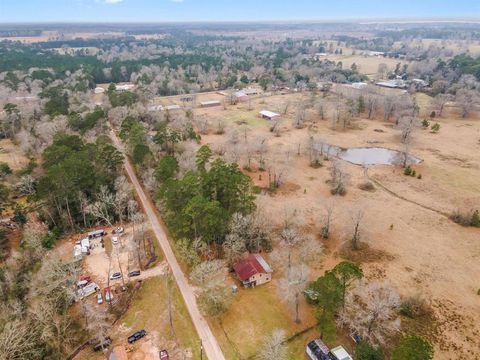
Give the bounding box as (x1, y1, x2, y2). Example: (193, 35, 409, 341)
(0, 0, 479, 22)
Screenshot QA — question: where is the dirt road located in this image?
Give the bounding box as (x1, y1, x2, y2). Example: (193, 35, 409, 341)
(109, 128, 225, 360)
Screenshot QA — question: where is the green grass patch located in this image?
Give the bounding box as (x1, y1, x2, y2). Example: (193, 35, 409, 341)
(120, 277, 201, 358)
(211, 281, 317, 359)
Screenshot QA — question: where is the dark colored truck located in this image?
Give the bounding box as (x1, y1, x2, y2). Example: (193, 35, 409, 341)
(128, 329, 147, 344)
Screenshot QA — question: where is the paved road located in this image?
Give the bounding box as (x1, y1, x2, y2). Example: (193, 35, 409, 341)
(110, 128, 225, 360)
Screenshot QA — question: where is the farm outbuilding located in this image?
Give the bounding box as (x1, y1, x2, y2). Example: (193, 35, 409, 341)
(148, 105, 164, 112)
(243, 87, 261, 95)
(259, 110, 280, 120)
(376, 80, 406, 89)
(233, 90, 248, 102)
(116, 83, 135, 92)
(351, 82, 368, 89)
(164, 104, 181, 111)
(201, 100, 221, 108)
(233, 254, 273, 288)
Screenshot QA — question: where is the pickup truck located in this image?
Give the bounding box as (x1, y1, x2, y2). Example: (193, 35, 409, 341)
(128, 329, 147, 344)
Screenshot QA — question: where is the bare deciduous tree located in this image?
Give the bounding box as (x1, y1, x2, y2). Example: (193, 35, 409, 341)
(86, 185, 115, 226)
(293, 103, 306, 129)
(258, 329, 287, 360)
(383, 95, 396, 122)
(366, 94, 379, 119)
(198, 282, 232, 318)
(83, 302, 110, 346)
(320, 200, 335, 239)
(338, 281, 401, 346)
(431, 93, 452, 117)
(398, 116, 417, 167)
(279, 263, 310, 323)
(306, 135, 322, 168)
(190, 260, 226, 286)
(329, 160, 349, 196)
(456, 89, 477, 118)
(113, 176, 132, 226)
(0, 320, 41, 360)
(350, 208, 364, 250)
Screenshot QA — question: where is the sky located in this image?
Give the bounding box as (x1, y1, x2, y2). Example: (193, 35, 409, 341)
(0, 0, 480, 23)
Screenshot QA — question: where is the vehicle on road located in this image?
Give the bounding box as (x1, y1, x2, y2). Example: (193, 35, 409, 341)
(97, 293, 103, 304)
(128, 329, 147, 344)
(128, 270, 141, 277)
(110, 272, 122, 280)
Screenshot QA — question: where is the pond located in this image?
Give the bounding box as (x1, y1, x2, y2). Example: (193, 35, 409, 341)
(319, 145, 422, 166)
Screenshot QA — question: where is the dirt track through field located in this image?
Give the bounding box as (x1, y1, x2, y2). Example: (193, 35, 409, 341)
(367, 170, 450, 218)
(109, 127, 225, 360)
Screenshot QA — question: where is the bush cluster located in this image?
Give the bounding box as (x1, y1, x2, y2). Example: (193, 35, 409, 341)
(450, 209, 480, 227)
(404, 166, 422, 179)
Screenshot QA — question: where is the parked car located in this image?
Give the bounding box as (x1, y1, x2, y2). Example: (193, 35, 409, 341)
(88, 229, 106, 239)
(160, 350, 169, 360)
(113, 227, 124, 234)
(79, 275, 91, 282)
(104, 287, 113, 302)
(76, 279, 89, 289)
(128, 329, 147, 344)
(97, 293, 103, 304)
(128, 270, 141, 277)
(350, 332, 363, 344)
(110, 272, 122, 280)
(92, 337, 112, 352)
(111, 237, 119, 246)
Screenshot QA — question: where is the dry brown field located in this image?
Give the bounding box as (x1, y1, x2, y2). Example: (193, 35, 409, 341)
(180, 90, 480, 359)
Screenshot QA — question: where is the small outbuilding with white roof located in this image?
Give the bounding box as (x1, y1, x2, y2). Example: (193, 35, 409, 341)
(259, 110, 280, 120)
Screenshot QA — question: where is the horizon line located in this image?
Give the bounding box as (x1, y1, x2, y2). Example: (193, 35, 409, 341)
(2, 16, 480, 25)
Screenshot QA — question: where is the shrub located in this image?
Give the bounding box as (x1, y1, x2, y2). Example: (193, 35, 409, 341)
(391, 336, 434, 360)
(355, 342, 384, 360)
(417, 174, 422, 179)
(41, 228, 60, 249)
(330, 185, 346, 196)
(450, 210, 472, 226)
(471, 210, 480, 227)
(12, 205, 27, 225)
(321, 225, 329, 240)
(411, 169, 416, 177)
(16, 159, 37, 176)
(431, 123, 440, 133)
(358, 182, 375, 192)
(450, 209, 480, 227)
(400, 296, 430, 319)
(421, 119, 430, 128)
(404, 166, 412, 176)
(0, 229, 9, 261)
(0, 162, 12, 177)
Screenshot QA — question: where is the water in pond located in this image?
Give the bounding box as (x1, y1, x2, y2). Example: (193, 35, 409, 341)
(319, 145, 422, 166)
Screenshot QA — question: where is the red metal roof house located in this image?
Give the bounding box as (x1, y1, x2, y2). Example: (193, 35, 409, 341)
(233, 254, 273, 288)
